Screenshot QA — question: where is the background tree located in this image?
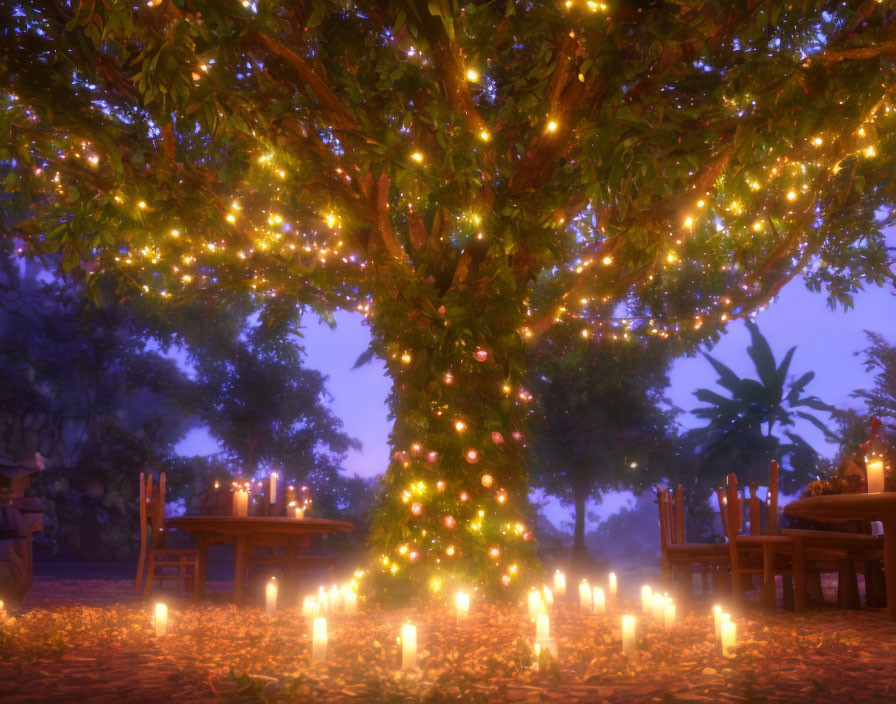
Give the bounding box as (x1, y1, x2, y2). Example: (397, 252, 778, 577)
(854, 331, 896, 423)
(161, 300, 363, 518)
(687, 320, 834, 492)
(0, 241, 361, 558)
(528, 328, 675, 564)
(4, 1, 895, 596)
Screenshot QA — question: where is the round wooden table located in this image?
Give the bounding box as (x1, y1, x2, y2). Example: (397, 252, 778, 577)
(169, 516, 355, 605)
(785, 493, 894, 619)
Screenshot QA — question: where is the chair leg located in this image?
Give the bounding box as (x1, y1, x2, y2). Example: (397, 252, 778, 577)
(135, 544, 148, 594)
(144, 553, 155, 597)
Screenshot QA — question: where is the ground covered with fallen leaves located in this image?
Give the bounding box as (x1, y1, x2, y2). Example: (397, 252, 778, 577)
(2, 578, 896, 703)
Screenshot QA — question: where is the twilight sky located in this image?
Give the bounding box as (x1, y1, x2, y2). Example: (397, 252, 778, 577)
(177, 264, 896, 531)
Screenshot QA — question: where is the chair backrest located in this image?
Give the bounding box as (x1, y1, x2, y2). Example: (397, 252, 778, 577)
(657, 484, 688, 550)
(720, 462, 780, 541)
(138, 472, 167, 552)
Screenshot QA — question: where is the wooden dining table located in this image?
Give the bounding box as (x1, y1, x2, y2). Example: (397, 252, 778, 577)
(785, 493, 894, 619)
(169, 516, 355, 605)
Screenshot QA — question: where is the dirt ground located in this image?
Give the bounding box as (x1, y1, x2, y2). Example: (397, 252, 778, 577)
(2, 576, 896, 703)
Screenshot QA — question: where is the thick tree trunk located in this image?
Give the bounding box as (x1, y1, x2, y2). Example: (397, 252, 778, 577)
(366, 269, 540, 599)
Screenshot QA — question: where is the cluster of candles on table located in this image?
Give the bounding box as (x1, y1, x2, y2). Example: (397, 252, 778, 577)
(225, 475, 312, 518)
(150, 570, 738, 666)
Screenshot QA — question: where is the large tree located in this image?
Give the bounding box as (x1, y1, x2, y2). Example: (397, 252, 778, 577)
(3, 1, 895, 597)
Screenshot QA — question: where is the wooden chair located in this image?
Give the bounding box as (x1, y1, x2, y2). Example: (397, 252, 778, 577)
(657, 485, 730, 598)
(723, 462, 884, 610)
(135, 472, 198, 597)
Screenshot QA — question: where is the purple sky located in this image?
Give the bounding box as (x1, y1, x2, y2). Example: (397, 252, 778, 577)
(177, 270, 896, 532)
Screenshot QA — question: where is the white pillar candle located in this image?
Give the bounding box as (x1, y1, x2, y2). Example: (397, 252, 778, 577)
(312, 616, 327, 661)
(401, 623, 417, 670)
(713, 605, 723, 640)
(233, 489, 249, 517)
(641, 585, 653, 612)
(292, 503, 305, 519)
(318, 586, 329, 613)
(553, 571, 566, 597)
(265, 580, 278, 614)
(721, 619, 737, 658)
(867, 458, 885, 494)
(154, 602, 168, 637)
(579, 580, 592, 610)
(608, 572, 617, 601)
(535, 612, 550, 642)
(621, 615, 636, 655)
(269, 472, 278, 502)
(664, 602, 676, 630)
(542, 586, 554, 605)
(343, 589, 358, 615)
(592, 586, 606, 613)
(718, 612, 730, 643)
(329, 585, 341, 613)
(456, 591, 470, 621)
(302, 596, 319, 619)
(528, 589, 541, 619)
(651, 592, 665, 620)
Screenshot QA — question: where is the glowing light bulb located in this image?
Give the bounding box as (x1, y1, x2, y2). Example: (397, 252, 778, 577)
(454, 419, 466, 433)
(481, 474, 494, 488)
(786, 190, 797, 201)
(602, 255, 613, 266)
(465, 69, 479, 81)
(546, 120, 558, 133)
(465, 448, 480, 463)
(411, 151, 424, 163)
(479, 130, 491, 142)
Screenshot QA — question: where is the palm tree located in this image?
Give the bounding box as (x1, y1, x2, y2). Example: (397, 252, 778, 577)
(688, 321, 834, 492)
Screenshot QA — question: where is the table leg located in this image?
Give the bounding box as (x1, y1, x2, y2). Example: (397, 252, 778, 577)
(194, 535, 210, 600)
(792, 537, 807, 612)
(234, 534, 248, 606)
(882, 519, 896, 621)
(284, 539, 298, 604)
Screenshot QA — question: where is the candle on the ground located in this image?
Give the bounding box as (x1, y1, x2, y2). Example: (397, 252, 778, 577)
(329, 585, 341, 613)
(535, 612, 550, 642)
(718, 612, 730, 643)
(608, 572, 617, 601)
(312, 617, 327, 661)
(233, 488, 249, 517)
(318, 586, 329, 613)
(579, 580, 592, 610)
(640, 585, 652, 612)
(713, 605, 723, 640)
(721, 619, 737, 658)
(867, 458, 885, 493)
(664, 601, 676, 630)
(265, 579, 278, 614)
(651, 592, 665, 620)
(592, 586, 606, 613)
(269, 472, 278, 503)
(528, 589, 541, 619)
(456, 591, 470, 621)
(401, 623, 417, 670)
(154, 602, 168, 637)
(543, 586, 554, 605)
(553, 570, 566, 597)
(622, 615, 636, 655)
(302, 596, 319, 619)
(343, 588, 358, 615)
